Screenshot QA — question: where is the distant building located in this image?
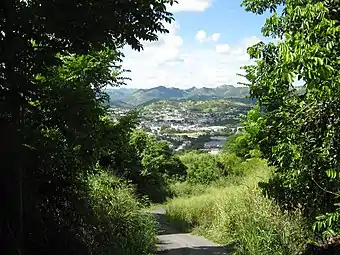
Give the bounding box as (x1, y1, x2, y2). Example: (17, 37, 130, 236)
(210, 136, 227, 141)
(209, 148, 220, 155)
(204, 140, 225, 149)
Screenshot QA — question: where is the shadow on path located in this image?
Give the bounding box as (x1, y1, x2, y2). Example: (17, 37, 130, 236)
(153, 210, 184, 235)
(148, 208, 234, 255)
(156, 245, 232, 255)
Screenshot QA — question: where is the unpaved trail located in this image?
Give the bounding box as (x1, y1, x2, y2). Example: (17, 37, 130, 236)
(149, 208, 231, 255)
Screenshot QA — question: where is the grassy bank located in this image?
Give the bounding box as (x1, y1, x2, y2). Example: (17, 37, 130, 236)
(164, 158, 311, 255)
(88, 171, 157, 254)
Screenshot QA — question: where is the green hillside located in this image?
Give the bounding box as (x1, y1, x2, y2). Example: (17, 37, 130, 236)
(106, 85, 251, 107)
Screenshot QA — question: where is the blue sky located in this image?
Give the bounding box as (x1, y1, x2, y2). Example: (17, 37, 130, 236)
(175, 1, 268, 45)
(122, 0, 271, 89)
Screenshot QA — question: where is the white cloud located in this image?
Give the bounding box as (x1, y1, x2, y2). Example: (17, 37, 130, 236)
(122, 21, 260, 89)
(195, 30, 207, 43)
(195, 30, 221, 43)
(244, 35, 261, 48)
(211, 33, 220, 42)
(167, 0, 212, 13)
(215, 44, 230, 54)
(124, 21, 183, 68)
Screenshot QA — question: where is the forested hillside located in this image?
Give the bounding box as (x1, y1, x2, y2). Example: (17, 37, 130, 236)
(105, 85, 251, 107)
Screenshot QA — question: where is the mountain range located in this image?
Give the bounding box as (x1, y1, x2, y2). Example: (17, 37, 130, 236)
(105, 85, 251, 108)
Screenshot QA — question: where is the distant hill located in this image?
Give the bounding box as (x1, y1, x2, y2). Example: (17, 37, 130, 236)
(109, 100, 133, 108)
(131, 86, 186, 105)
(105, 85, 251, 108)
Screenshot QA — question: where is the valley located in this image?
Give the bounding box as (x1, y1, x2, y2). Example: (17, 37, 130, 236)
(110, 98, 253, 153)
(6, 0, 339, 254)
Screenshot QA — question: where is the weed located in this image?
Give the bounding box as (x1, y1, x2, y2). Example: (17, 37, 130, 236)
(88, 172, 157, 254)
(165, 163, 310, 255)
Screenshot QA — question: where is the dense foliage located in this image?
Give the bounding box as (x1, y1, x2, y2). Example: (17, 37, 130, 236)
(101, 123, 187, 203)
(0, 0, 178, 254)
(241, 0, 340, 238)
(166, 157, 310, 255)
(179, 151, 263, 185)
(223, 106, 262, 159)
(180, 152, 226, 184)
(87, 171, 157, 254)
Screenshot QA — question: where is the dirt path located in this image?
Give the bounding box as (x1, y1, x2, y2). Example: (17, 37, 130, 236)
(149, 208, 231, 255)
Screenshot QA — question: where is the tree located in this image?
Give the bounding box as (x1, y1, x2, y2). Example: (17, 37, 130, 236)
(126, 129, 186, 202)
(241, 0, 340, 233)
(0, 0, 177, 253)
(223, 106, 263, 158)
(141, 138, 186, 178)
(98, 119, 187, 203)
(180, 152, 222, 184)
(20, 48, 122, 254)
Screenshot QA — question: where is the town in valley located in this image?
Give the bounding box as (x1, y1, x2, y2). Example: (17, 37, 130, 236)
(107, 85, 254, 154)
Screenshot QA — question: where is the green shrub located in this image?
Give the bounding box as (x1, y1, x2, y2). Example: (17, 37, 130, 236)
(217, 153, 243, 175)
(223, 133, 253, 158)
(88, 171, 157, 255)
(179, 151, 261, 185)
(169, 175, 244, 198)
(165, 165, 311, 255)
(102, 126, 186, 203)
(241, 0, 340, 236)
(169, 180, 210, 198)
(180, 152, 222, 184)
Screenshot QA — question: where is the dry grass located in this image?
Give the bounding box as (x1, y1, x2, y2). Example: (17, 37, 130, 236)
(165, 160, 311, 255)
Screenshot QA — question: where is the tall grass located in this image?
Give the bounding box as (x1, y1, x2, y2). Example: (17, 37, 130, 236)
(165, 159, 311, 255)
(88, 171, 157, 255)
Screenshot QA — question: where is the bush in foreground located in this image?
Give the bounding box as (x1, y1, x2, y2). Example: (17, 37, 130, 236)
(102, 125, 187, 203)
(179, 151, 263, 186)
(165, 163, 311, 255)
(88, 171, 157, 255)
(180, 152, 223, 184)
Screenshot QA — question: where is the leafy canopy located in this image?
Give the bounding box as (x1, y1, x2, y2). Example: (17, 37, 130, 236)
(1, 0, 178, 253)
(241, 0, 340, 237)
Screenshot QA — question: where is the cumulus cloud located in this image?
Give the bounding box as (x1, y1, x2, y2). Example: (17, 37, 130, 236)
(195, 30, 207, 43)
(195, 30, 221, 43)
(244, 35, 261, 48)
(122, 21, 261, 89)
(211, 33, 220, 42)
(215, 44, 230, 54)
(167, 0, 212, 13)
